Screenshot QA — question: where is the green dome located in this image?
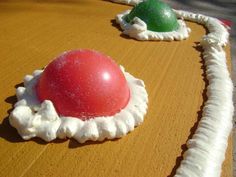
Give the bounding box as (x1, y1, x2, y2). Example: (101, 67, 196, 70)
(125, 0, 179, 32)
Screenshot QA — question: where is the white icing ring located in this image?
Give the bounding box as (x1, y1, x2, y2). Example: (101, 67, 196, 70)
(113, 1, 233, 177)
(116, 10, 191, 41)
(9, 66, 148, 143)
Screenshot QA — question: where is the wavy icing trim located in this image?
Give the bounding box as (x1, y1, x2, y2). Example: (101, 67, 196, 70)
(9, 67, 148, 143)
(113, 1, 233, 176)
(116, 10, 191, 41)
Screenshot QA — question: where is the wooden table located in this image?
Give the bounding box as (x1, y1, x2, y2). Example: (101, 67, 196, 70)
(0, 1, 232, 176)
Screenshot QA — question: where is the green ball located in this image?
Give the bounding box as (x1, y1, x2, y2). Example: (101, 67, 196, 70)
(125, 0, 179, 32)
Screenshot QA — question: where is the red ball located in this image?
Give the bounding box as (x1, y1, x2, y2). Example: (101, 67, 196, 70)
(36, 49, 130, 120)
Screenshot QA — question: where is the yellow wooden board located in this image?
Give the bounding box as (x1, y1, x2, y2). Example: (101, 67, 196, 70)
(0, 1, 232, 177)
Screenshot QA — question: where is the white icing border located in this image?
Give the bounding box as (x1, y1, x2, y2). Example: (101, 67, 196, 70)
(173, 10, 233, 177)
(114, 1, 233, 176)
(174, 10, 229, 46)
(116, 10, 191, 41)
(9, 67, 148, 143)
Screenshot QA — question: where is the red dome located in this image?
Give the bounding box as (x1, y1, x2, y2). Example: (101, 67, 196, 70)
(36, 49, 130, 120)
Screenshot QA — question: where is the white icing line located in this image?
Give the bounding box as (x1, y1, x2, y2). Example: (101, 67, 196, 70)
(174, 10, 229, 46)
(110, 0, 141, 6)
(172, 11, 233, 177)
(116, 10, 191, 41)
(9, 67, 148, 143)
(113, 0, 233, 176)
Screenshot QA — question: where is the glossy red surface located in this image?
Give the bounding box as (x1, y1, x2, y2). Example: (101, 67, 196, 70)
(36, 49, 130, 120)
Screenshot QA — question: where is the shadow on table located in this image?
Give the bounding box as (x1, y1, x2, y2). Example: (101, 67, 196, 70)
(0, 83, 25, 143)
(68, 136, 120, 149)
(0, 82, 119, 148)
(110, 19, 136, 41)
(168, 42, 208, 177)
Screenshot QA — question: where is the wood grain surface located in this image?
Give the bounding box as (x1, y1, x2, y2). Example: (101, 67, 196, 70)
(0, 1, 232, 177)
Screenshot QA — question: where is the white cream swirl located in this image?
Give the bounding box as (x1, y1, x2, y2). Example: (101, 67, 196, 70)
(9, 67, 148, 143)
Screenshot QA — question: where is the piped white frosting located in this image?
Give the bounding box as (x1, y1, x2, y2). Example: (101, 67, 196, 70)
(174, 10, 229, 46)
(114, 1, 233, 176)
(116, 10, 191, 41)
(173, 11, 233, 177)
(9, 67, 148, 143)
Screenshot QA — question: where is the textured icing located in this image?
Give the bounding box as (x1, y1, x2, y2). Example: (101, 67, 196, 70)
(173, 11, 233, 177)
(174, 10, 229, 46)
(114, 1, 233, 176)
(9, 67, 148, 143)
(116, 10, 191, 41)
